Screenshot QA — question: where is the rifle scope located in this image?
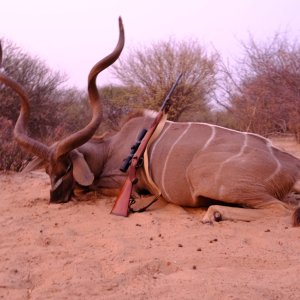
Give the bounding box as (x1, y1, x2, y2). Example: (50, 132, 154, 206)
(120, 128, 148, 173)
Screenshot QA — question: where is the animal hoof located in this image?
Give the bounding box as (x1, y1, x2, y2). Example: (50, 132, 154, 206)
(213, 211, 222, 222)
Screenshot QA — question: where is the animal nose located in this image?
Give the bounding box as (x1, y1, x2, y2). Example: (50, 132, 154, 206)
(49, 189, 70, 203)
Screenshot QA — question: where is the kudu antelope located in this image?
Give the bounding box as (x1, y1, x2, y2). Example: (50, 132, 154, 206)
(1, 19, 300, 226)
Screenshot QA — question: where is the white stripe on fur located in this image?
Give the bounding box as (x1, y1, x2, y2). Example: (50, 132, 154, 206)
(161, 123, 192, 200)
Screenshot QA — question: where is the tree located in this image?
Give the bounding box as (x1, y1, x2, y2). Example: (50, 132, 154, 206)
(0, 39, 67, 139)
(113, 38, 219, 121)
(218, 33, 300, 138)
(100, 85, 132, 131)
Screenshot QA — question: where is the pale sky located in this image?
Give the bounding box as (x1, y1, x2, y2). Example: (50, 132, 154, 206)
(1, 0, 300, 89)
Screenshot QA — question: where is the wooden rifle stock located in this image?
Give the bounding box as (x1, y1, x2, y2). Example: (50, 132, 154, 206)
(111, 73, 183, 217)
(110, 166, 137, 216)
(110, 177, 133, 216)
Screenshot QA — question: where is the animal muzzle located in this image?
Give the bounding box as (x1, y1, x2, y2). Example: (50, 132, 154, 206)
(50, 172, 75, 203)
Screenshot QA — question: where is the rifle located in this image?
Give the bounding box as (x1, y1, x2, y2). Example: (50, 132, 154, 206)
(111, 73, 183, 216)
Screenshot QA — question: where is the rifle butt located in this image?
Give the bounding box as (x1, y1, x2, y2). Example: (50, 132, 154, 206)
(111, 177, 133, 217)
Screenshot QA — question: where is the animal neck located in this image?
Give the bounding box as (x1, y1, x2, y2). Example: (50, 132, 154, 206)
(94, 134, 128, 190)
(97, 114, 156, 190)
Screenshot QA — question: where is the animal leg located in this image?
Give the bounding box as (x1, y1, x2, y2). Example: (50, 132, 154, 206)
(202, 200, 290, 224)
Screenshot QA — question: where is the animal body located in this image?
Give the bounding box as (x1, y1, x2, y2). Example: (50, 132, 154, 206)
(1, 18, 300, 226)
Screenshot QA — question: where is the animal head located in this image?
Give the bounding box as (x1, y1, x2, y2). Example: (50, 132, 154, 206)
(0, 17, 125, 203)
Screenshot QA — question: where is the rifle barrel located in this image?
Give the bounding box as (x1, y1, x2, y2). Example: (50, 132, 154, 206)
(161, 73, 183, 111)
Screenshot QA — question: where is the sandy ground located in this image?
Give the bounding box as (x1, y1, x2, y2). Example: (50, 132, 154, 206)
(1, 136, 300, 300)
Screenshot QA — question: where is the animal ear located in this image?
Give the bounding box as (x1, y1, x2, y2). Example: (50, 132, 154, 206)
(22, 156, 47, 172)
(70, 150, 94, 186)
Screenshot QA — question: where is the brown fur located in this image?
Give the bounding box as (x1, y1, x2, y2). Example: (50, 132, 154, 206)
(90, 132, 109, 142)
(120, 109, 146, 125)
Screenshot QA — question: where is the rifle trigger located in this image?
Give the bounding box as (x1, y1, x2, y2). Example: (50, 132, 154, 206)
(136, 157, 144, 168)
